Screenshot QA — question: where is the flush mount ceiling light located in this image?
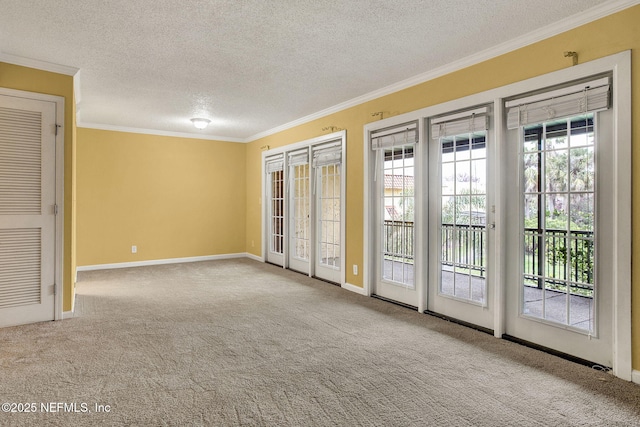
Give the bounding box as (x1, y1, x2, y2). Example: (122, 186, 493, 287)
(190, 118, 211, 130)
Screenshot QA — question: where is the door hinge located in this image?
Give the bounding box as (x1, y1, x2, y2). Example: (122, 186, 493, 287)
(54, 204, 58, 215)
(55, 124, 61, 136)
(53, 283, 57, 295)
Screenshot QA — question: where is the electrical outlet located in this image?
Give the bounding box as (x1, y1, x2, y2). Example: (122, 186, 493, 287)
(131, 245, 137, 254)
(353, 264, 358, 275)
(251, 240, 255, 247)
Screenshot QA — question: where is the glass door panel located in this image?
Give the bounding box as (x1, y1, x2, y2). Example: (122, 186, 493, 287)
(266, 168, 284, 266)
(520, 115, 596, 331)
(315, 163, 341, 283)
(289, 163, 310, 273)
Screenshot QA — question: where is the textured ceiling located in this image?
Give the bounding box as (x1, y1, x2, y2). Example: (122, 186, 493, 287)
(0, 0, 624, 141)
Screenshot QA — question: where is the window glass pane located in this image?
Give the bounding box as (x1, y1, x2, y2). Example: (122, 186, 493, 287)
(442, 163, 455, 195)
(455, 161, 470, 194)
(570, 147, 594, 192)
(570, 193, 594, 232)
(523, 154, 539, 193)
(455, 136, 471, 161)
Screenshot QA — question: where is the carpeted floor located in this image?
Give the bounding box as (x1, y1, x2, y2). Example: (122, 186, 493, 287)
(1, 258, 639, 426)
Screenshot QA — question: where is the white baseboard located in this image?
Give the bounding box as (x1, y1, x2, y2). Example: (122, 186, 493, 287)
(62, 310, 74, 319)
(342, 282, 368, 296)
(76, 253, 250, 272)
(632, 370, 640, 385)
(245, 252, 264, 262)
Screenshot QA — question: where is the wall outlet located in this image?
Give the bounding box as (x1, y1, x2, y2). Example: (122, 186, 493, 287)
(353, 264, 358, 275)
(131, 245, 137, 254)
(251, 240, 255, 247)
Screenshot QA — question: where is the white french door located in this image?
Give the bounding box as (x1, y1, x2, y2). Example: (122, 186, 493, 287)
(504, 78, 614, 366)
(262, 133, 345, 284)
(265, 155, 285, 267)
(0, 94, 57, 327)
(312, 142, 343, 284)
(371, 122, 419, 307)
(427, 107, 495, 330)
(287, 149, 310, 274)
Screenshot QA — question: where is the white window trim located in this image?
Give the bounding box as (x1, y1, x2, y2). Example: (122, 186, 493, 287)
(363, 50, 631, 380)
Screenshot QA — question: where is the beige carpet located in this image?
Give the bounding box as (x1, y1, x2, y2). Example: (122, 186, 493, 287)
(1, 258, 639, 426)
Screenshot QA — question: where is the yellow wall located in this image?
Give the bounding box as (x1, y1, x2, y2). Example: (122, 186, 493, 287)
(0, 62, 76, 312)
(76, 128, 246, 265)
(245, 6, 640, 367)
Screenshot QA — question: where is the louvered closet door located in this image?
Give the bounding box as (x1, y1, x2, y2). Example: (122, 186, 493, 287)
(0, 94, 56, 327)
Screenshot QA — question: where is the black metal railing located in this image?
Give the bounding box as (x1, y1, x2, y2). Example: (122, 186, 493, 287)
(441, 223, 486, 276)
(523, 228, 594, 291)
(383, 220, 414, 262)
(382, 220, 595, 295)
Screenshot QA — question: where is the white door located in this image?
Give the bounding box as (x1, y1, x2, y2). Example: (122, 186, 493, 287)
(287, 149, 310, 274)
(0, 94, 57, 327)
(504, 79, 613, 366)
(313, 142, 342, 284)
(427, 107, 494, 331)
(265, 155, 285, 267)
(371, 123, 419, 307)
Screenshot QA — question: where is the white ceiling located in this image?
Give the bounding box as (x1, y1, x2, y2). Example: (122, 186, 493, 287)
(0, 0, 630, 141)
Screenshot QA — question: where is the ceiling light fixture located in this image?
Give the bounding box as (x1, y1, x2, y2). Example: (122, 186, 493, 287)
(190, 118, 211, 129)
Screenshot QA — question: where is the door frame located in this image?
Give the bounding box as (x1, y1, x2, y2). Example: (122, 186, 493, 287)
(363, 51, 631, 380)
(0, 87, 65, 321)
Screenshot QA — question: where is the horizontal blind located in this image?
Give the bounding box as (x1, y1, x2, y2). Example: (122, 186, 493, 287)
(0, 106, 42, 215)
(288, 149, 309, 166)
(312, 140, 342, 167)
(371, 121, 418, 150)
(506, 79, 610, 129)
(431, 107, 488, 139)
(265, 154, 284, 173)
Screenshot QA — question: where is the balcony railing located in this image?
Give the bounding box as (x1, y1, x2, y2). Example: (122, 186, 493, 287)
(523, 229, 594, 292)
(382, 220, 594, 295)
(383, 220, 414, 261)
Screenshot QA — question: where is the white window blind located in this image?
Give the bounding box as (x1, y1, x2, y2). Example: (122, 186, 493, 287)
(265, 154, 284, 173)
(288, 149, 309, 166)
(506, 78, 610, 129)
(431, 107, 488, 139)
(371, 121, 418, 150)
(312, 141, 342, 167)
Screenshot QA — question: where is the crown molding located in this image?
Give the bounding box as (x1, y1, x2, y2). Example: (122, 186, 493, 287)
(0, 52, 79, 76)
(77, 122, 245, 143)
(246, 0, 639, 142)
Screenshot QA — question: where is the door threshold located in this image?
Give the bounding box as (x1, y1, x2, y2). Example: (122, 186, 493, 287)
(372, 294, 418, 311)
(424, 310, 494, 336)
(312, 276, 340, 287)
(502, 334, 612, 372)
